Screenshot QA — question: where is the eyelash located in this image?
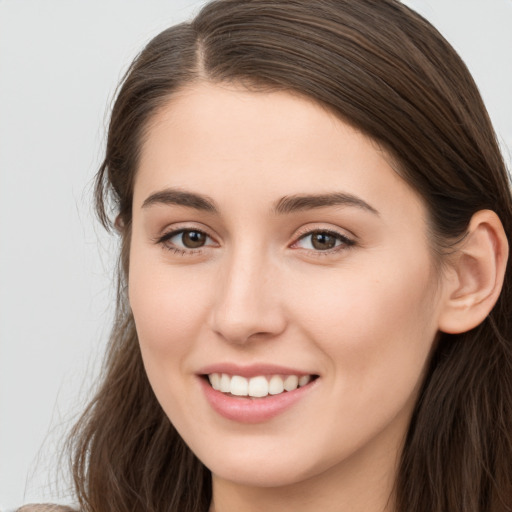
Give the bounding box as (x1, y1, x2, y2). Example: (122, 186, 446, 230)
(155, 227, 355, 256)
(292, 228, 355, 255)
(156, 228, 216, 255)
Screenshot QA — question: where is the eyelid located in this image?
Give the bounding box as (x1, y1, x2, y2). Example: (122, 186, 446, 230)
(155, 223, 219, 253)
(290, 225, 356, 253)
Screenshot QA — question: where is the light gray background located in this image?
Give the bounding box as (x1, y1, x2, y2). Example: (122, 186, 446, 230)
(1, 0, 511, 509)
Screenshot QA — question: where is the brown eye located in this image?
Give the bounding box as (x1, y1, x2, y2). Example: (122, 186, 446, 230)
(294, 229, 354, 252)
(181, 230, 207, 248)
(311, 232, 338, 250)
(159, 229, 214, 253)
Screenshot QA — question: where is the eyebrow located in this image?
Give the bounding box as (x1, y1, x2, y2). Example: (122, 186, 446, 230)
(141, 188, 379, 216)
(142, 189, 217, 212)
(273, 192, 379, 216)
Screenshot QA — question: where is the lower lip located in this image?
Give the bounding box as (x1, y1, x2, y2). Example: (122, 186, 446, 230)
(199, 377, 317, 424)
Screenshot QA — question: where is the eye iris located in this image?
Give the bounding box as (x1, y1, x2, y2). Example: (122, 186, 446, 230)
(311, 232, 337, 250)
(182, 230, 206, 248)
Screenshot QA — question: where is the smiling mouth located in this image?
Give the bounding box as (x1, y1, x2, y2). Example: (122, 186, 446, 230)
(205, 373, 318, 398)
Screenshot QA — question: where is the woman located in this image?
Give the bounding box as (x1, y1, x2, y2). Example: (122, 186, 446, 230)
(20, 0, 512, 511)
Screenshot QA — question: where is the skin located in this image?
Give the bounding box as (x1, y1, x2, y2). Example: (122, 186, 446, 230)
(128, 82, 452, 512)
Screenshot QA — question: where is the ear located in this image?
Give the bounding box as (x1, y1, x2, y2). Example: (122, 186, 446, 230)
(114, 213, 125, 232)
(438, 210, 509, 334)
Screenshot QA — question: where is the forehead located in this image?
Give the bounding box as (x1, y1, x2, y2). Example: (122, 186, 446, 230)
(135, 82, 426, 226)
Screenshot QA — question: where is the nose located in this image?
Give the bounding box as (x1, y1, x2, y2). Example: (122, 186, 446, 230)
(208, 248, 287, 345)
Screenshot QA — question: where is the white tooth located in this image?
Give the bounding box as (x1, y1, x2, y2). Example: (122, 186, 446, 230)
(230, 375, 249, 396)
(249, 376, 269, 397)
(268, 375, 285, 395)
(220, 373, 231, 393)
(283, 375, 299, 391)
(209, 373, 221, 391)
(298, 375, 311, 387)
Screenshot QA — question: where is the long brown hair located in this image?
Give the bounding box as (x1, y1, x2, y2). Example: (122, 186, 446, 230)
(67, 1, 512, 511)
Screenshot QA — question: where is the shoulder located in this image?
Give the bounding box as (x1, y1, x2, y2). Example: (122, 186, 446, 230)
(16, 505, 77, 512)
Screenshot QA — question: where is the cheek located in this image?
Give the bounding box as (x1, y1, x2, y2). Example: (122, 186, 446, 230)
(128, 248, 214, 358)
(127, 251, 216, 424)
(294, 251, 439, 394)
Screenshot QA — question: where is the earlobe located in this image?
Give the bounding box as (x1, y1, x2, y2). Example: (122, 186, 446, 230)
(114, 214, 125, 232)
(438, 210, 509, 334)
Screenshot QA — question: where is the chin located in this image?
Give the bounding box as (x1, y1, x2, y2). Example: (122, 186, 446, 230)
(209, 458, 318, 488)
(191, 432, 345, 490)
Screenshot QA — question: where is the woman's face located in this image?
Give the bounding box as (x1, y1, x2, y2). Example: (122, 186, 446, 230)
(129, 83, 447, 490)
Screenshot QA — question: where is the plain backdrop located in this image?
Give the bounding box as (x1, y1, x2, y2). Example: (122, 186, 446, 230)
(0, 0, 511, 509)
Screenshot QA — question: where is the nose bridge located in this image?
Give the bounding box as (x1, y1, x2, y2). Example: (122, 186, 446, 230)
(210, 242, 285, 344)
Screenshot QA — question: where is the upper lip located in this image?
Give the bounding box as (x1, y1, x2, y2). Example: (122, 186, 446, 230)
(197, 363, 316, 379)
